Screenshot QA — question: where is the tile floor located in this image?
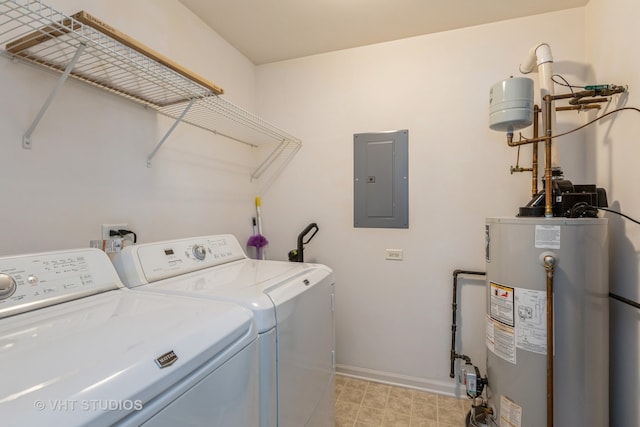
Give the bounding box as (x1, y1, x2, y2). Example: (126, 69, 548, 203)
(335, 374, 468, 427)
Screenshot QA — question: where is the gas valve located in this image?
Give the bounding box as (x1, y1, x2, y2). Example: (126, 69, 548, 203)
(460, 362, 488, 398)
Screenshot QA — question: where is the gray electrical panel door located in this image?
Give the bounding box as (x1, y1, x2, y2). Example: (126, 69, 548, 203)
(354, 130, 408, 228)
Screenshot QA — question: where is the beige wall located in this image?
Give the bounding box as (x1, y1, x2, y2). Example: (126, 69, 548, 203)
(586, 0, 640, 425)
(256, 9, 589, 394)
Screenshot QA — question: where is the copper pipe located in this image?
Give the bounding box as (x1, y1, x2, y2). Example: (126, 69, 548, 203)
(543, 255, 557, 427)
(510, 145, 534, 175)
(556, 105, 601, 112)
(569, 97, 609, 105)
(567, 85, 626, 105)
(543, 95, 553, 217)
(510, 166, 533, 173)
(507, 134, 547, 147)
(532, 105, 540, 197)
(550, 93, 576, 100)
(506, 94, 605, 147)
(544, 138, 553, 217)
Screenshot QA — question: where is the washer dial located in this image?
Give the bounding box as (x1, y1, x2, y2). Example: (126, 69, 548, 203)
(192, 245, 207, 261)
(0, 273, 17, 300)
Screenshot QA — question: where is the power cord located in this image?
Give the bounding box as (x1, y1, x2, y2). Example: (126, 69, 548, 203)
(565, 202, 640, 225)
(564, 202, 599, 218)
(597, 206, 640, 225)
(109, 229, 137, 243)
(564, 202, 640, 310)
(552, 73, 582, 95)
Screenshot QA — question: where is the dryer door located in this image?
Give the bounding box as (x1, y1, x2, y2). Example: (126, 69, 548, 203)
(267, 267, 335, 427)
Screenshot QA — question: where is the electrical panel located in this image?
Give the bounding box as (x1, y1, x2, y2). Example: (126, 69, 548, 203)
(353, 130, 408, 228)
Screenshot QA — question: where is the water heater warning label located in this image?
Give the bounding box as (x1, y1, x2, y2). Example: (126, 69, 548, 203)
(486, 315, 516, 364)
(499, 395, 522, 427)
(488, 282, 517, 363)
(490, 282, 514, 326)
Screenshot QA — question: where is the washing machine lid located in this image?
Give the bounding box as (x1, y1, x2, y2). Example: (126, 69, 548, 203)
(140, 258, 328, 332)
(0, 250, 256, 427)
(112, 235, 333, 333)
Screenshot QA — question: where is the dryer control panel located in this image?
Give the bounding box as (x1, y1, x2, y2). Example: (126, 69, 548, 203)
(0, 249, 122, 319)
(112, 234, 247, 286)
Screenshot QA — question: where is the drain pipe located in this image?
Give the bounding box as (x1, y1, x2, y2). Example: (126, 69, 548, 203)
(521, 43, 557, 217)
(521, 43, 559, 172)
(450, 269, 486, 378)
(531, 105, 540, 197)
(542, 253, 557, 427)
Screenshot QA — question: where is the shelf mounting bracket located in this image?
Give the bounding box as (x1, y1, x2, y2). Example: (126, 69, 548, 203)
(147, 99, 196, 167)
(22, 43, 86, 149)
(251, 140, 288, 181)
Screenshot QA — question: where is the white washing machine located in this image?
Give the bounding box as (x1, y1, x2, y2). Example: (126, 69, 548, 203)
(112, 234, 335, 427)
(0, 248, 259, 427)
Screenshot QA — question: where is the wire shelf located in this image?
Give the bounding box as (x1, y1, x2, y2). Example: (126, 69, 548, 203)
(0, 0, 301, 176)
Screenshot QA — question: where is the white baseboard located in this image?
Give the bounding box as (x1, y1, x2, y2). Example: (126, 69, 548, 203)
(335, 364, 465, 398)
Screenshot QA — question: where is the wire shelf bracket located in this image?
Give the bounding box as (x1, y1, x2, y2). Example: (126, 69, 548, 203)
(22, 42, 85, 149)
(252, 139, 300, 181)
(147, 99, 195, 167)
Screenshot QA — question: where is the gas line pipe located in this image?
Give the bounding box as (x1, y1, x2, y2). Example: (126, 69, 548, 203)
(449, 269, 486, 379)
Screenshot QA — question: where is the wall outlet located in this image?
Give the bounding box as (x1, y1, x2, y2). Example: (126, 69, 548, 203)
(102, 223, 128, 240)
(385, 249, 403, 261)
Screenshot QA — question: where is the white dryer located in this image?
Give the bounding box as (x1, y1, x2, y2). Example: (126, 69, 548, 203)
(0, 248, 259, 427)
(112, 234, 335, 427)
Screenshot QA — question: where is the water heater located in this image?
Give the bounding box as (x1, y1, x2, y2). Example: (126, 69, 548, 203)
(484, 217, 608, 427)
(489, 77, 534, 132)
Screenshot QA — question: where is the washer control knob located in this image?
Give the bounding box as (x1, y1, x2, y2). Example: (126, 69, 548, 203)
(0, 273, 17, 300)
(192, 245, 207, 261)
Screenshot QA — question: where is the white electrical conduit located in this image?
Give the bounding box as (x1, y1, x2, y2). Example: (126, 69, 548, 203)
(520, 43, 559, 167)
